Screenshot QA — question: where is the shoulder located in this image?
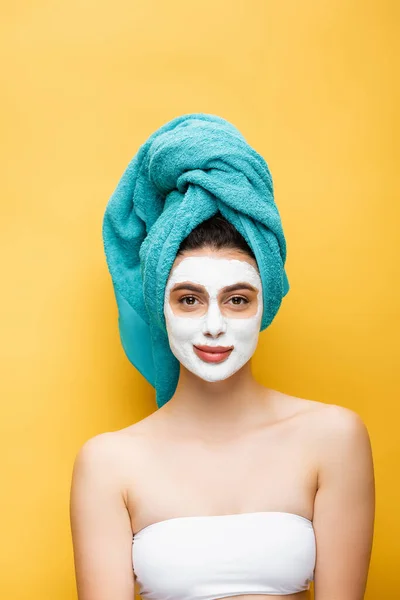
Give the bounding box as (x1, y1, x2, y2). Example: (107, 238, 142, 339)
(75, 419, 152, 459)
(299, 397, 372, 444)
(288, 391, 370, 437)
(74, 430, 128, 463)
(282, 393, 373, 459)
(72, 431, 137, 499)
(304, 402, 374, 483)
(72, 433, 119, 484)
(308, 402, 371, 443)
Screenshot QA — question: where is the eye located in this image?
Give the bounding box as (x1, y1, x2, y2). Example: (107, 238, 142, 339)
(178, 295, 200, 306)
(227, 296, 249, 306)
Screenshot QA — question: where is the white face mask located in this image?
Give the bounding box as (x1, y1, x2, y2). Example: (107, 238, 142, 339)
(164, 256, 263, 382)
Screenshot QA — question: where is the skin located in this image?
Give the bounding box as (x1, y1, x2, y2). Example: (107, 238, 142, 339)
(70, 247, 376, 600)
(164, 253, 264, 383)
(159, 249, 275, 440)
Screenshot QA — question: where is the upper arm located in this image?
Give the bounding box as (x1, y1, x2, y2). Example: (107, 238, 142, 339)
(69, 434, 135, 600)
(313, 406, 376, 600)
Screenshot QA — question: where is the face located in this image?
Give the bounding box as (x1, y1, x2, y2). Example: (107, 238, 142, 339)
(164, 248, 263, 382)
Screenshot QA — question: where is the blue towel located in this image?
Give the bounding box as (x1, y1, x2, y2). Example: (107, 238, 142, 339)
(102, 113, 289, 409)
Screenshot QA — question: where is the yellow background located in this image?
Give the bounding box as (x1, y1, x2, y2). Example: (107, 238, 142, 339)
(1, 1, 398, 599)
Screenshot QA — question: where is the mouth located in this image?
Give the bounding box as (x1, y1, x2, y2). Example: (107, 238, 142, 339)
(193, 344, 234, 364)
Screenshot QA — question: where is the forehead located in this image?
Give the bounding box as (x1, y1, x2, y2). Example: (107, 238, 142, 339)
(166, 256, 262, 289)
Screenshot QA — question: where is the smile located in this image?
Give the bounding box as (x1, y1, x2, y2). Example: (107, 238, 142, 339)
(193, 344, 234, 364)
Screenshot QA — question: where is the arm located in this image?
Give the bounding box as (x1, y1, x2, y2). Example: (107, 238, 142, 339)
(70, 433, 135, 600)
(313, 406, 375, 600)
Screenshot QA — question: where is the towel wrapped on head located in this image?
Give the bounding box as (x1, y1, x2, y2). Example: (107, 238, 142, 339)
(102, 113, 290, 408)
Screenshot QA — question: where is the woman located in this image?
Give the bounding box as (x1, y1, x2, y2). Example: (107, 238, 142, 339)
(70, 114, 375, 600)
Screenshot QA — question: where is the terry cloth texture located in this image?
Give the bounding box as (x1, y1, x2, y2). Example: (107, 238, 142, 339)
(102, 113, 290, 408)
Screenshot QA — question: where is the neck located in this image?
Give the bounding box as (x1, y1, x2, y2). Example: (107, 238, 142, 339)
(158, 361, 275, 438)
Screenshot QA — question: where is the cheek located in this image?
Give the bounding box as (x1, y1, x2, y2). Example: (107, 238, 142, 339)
(228, 315, 261, 340)
(165, 307, 203, 342)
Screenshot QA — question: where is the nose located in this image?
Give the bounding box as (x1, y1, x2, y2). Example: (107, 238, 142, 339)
(201, 301, 227, 337)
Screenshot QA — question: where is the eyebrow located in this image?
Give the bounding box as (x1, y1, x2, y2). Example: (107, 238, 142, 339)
(170, 282, 258, 294)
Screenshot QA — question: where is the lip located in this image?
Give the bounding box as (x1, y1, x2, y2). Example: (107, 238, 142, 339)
(193, 344, 234, 364)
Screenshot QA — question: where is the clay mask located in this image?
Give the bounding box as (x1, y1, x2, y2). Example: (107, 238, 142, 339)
(164, 256, 263, 381)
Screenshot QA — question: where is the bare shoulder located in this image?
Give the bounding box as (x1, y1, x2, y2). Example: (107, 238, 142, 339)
(283, 394, 374, 495)
(74, 430, 129, 462)
(72, 431, 137, 499)
(278, 391, 372, 448)
(283, 390, 369, 431)
(300, 401, 374, 480)
(305, 400, 371, 441)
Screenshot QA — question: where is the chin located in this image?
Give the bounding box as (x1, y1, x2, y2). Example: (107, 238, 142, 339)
(197, 373, 234, 383)
(188, 360, 244, 383)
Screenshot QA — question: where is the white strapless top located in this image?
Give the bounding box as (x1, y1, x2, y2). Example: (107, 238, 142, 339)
(132, 511, 316, 599)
